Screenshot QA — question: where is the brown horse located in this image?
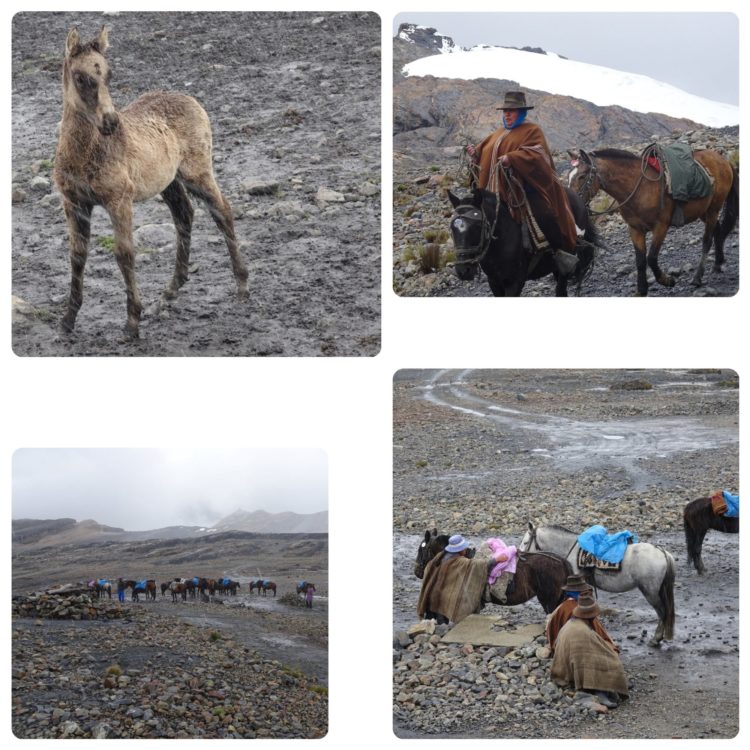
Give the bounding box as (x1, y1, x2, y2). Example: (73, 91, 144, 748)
(568, 147, 738, 296)
(684, 496, 739, 574)
(123, 579, 156, 601)
(53, 27, 248, 338)
(414, 530, 572, 617)
(259, 580, 277, 597)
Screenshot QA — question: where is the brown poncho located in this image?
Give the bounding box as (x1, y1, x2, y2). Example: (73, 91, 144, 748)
(474, 121, 578, 251)
(550, 617, 629, 697)
(416, 551, 487, 624)
(546, 598, 619, 654)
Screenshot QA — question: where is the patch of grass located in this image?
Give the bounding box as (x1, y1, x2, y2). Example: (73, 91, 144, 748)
(209, 631, 222, 642)
(610, 379, 653, 391)
(282, 666, 305, 680)
(402, 244, 420, 264)
(309, 685, 328, 697)
(418, 244, 441, 273)
(430, 165, 440, 172)
(96, 235, 116, 252)
(415, 459, 428, 469)
(423, 229, 449, 244)
(106, 664, 123, 676)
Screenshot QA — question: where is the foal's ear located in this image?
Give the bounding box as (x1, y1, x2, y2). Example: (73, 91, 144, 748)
(65, 28, 81, 57)
(93, 26, 110, 54)
(579, 149, 591, 164)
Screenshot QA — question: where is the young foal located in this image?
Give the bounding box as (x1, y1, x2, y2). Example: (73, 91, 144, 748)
(54, 27, 248, 338)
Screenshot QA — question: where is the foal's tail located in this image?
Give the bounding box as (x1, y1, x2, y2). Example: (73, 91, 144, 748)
(718, 167, 739, 237)
(658, 549, 676, 641)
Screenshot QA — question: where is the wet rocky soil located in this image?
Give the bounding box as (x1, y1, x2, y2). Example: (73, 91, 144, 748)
(393, 369, 738, 738)
(12, 11, 380, 355)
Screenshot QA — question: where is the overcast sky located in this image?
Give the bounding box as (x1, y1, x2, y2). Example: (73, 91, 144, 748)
(394, 13, 739, 106)
(12, 448, 327, 531)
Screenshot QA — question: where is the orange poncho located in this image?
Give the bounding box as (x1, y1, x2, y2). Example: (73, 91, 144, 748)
(474, 121, 578, 251)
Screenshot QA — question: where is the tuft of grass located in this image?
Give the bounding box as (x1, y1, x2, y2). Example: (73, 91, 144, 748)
(418, 244, 441, 273)
(309, 685, 328, 697)
(423, 229, 449, 244)
(402, 244, 420, 264)
(106, 664, 123, 676)
(209, 631, 222, 642)
(97, 236, 116, 252)
(415, 459, 428, 469)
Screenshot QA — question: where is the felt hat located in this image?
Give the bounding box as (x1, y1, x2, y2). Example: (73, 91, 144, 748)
(496, 90, 533, 110)
(562, 574, 591, 593)
(572, 591, 601, 619)
(445, 534, 469, 553)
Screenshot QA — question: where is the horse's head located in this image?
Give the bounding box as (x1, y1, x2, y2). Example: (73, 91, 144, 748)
(447, 189, 494, 281)
(519, 522, 536, 552)
(414, 529, 449, 579)
(62, 27, 119, 136)
(567, 149, 599, 204)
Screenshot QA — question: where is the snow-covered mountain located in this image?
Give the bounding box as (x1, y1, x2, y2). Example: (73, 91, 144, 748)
(402, 44, 738, 128)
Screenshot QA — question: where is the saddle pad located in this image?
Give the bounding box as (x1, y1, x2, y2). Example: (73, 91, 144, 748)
(662, 143, 714, 202)
(711, 493, 728, 516)
(577, 547, 622, 571)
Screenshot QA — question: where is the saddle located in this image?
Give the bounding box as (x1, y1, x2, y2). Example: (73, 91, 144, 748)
(577, 548, 622, 572)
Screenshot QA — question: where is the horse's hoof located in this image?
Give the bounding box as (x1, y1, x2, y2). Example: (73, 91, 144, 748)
(690, 275, 703, 287)
(660, 274, 676, 288)
(237, 283, 249, 299)
(647, 638, 662, 648)
(713, 264, 724, 275)
(163, 287, 178, 301)
(60, 317, 76, 333)
(123, 325, 140, 340)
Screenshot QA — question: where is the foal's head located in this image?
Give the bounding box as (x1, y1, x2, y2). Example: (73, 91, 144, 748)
(62, 27, 118, 135)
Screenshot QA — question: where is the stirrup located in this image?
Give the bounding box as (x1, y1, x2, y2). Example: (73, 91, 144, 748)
(553, 250, 579, 275)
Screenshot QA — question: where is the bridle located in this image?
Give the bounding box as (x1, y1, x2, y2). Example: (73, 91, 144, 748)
(450, 201, 496, 269)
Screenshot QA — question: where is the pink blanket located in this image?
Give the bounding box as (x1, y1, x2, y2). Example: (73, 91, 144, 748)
(487, 538, 517, 584)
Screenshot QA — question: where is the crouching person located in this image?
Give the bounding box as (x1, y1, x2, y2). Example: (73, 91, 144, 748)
(550, 591, 628, 709)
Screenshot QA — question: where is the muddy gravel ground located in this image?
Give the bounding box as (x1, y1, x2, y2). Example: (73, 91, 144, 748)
(393, 369, 738, 738)
(12, 11, 380, 356)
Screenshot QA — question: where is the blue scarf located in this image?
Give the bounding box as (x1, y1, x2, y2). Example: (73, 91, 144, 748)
(503, 110, 528, 130)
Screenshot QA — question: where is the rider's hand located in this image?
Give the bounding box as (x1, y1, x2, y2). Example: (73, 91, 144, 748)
(466, 144, 477, 158)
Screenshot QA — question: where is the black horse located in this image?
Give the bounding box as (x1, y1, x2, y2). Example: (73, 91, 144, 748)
(684, 496, 739, 574)
(447, 186, 598, 296)
(414, 529, 572, 619)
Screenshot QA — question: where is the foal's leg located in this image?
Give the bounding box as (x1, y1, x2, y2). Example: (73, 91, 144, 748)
(646, 223, 675, 289)
(107, 198, 142, 338)
(183, 173, 249, 297)
(161, 178, 194, 299)
(61, 199, 93, 332)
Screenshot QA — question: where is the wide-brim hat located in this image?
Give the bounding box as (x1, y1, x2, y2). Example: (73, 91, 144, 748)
(562, 574, 591, 593)
(496, 90, 534, 110)
(445, 534, 469, 553)
(572, 592, 601, 619)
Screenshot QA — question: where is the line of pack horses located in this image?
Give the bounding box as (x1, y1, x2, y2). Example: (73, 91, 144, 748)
(88, 577, 303, 602)
(414, 495, 737, 648)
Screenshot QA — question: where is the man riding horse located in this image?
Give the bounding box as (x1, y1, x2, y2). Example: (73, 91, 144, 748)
(466, 91, 579, 269)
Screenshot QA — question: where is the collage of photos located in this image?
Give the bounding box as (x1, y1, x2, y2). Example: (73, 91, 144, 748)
(5, 5, 744, 745)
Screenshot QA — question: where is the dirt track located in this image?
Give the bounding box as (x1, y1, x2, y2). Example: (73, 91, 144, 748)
(393, 369, 738, 738)
(12, 11, 380, 356)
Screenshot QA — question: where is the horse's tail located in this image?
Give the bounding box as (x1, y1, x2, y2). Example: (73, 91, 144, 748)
(658, 549, 676, 641)
(718, 166, 739, 237)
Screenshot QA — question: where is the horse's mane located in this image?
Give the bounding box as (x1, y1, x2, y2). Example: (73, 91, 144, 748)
(590, 148, 639, 161)
(541, 523, 576, 534)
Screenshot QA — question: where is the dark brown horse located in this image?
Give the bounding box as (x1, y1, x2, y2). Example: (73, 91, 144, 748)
(123, 579, 156, 602)
(684, 496, 739, 574)
(53, 27, 248, 338)
(259, 580, 277, 597)
(568, 147, 738, 296)
(414, 530, 572, 616)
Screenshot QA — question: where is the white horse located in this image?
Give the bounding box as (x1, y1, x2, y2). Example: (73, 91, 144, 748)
(520, 522, 675, 646)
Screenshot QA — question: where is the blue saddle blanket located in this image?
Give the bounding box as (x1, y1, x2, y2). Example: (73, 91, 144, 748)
(134, 580, 147, 591)
(722, 491, 739, 518)
(220, 578, 231, 586)
(97, 579, 109, 586)
(192, 577, 200, 585)
(577, 525, 638, 564)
